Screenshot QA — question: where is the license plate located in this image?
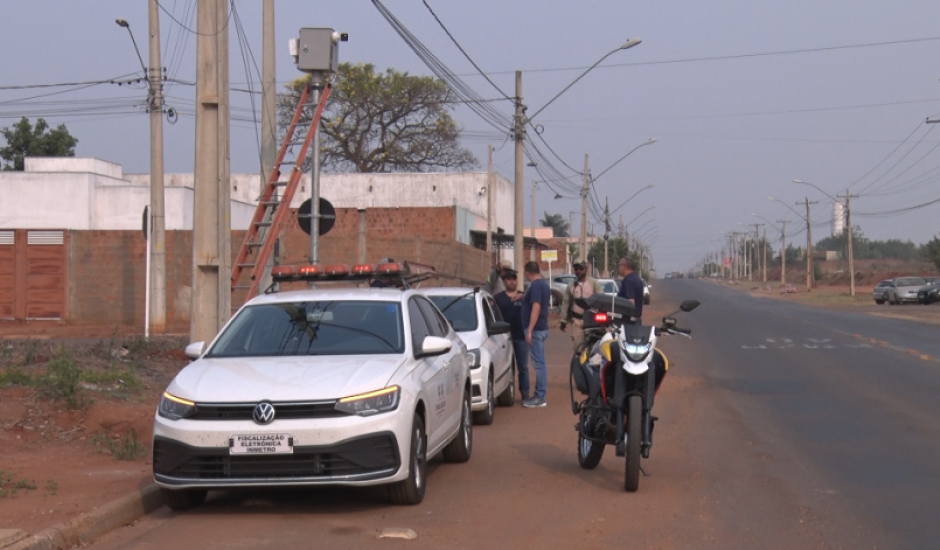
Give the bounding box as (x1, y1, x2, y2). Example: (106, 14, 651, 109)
(230, 433, 293, 455)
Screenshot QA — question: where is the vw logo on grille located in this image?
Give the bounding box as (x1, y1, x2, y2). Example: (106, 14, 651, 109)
(252, 402, 276, 425)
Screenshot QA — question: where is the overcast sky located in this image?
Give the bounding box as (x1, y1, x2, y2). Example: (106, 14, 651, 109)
(3, 0, 940, 274)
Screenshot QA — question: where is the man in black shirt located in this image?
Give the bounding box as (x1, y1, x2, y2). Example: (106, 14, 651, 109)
(493, 267, 530, 400)
(616, 256, 644, 324)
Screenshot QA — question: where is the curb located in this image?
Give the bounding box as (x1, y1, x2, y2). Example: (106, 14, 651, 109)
(4, 485, 162, 550)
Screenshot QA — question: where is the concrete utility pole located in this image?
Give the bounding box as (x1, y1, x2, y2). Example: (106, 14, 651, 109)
(762, 226, 767, 283)
(603, 196, 609, 277)
(513, 71, 525, 272)
(530, 180, 536, 261)
(148, 0, 166, 334)
(778, 219, 787, 286)
(846, 190, 856, 297)
(260, 0, 276, 189)
(802, 198, 817, 291)
(486, 145, 493, 260)
(579, 154, 589, 263)
(191, 0, 231, 344)
(753, 223, 764, 283)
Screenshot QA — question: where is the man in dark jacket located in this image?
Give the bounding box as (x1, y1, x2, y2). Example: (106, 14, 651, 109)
(493, 267, 529, 402)
(616, 257, 644, 324)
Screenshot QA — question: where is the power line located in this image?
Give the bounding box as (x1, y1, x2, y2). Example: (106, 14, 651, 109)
(154, 0, 233, 37)
(461, 35, 940, 77)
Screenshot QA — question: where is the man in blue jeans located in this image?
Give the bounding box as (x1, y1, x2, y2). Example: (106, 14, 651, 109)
(493, 267, 529, 401)
(521, 261, 550, 408)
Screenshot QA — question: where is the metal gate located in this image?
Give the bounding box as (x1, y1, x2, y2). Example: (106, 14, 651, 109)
(0, 229, 67, 320)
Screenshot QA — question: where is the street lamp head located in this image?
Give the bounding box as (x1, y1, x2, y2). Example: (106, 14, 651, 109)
(793, 179, 804, 184)
(647, 138, 657, 144)
(554, 193, 563, 199)
(115, 18, 129, 28)
(620, 38, 643, 50)
(768, 196, 775, 201)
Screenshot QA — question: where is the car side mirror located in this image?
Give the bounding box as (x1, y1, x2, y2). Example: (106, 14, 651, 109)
(417, 336, 452, 358)
(488, 321, 511, 336)
(185, 341, 206, 360)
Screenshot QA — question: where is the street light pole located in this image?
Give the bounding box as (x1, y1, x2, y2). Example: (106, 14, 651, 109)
(580, 154, 589, 264)
(846, 189, 855, 296)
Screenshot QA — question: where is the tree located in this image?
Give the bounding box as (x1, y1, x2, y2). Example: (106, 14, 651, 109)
(539, 212, 569, 237)
(0, 117, 78, 171)
(923, 236, 940, 271)
(587, 236, 633, 276)
(280, 62, 477, 173)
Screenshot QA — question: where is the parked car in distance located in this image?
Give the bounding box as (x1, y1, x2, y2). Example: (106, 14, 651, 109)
(597, 278, 619, 295)
(419, 288, 515, 426)
(872, 279, 893, 305)
(550, 274, 577, 308)
(916, 277, 940, 304)
(153, 288, 473, 509)
(642, 279, 651, 305)
(885, 277, 927, 305)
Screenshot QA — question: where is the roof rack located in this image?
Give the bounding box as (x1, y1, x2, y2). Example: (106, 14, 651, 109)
(265, 260, 437, 293)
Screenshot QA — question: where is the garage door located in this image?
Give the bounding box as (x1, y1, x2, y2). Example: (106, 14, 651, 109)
(0, 230, 67, 320)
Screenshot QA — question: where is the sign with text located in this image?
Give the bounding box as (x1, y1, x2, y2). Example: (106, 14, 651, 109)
(541, 250, 558, 262)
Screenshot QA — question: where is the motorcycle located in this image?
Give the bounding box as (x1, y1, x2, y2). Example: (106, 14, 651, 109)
(569, 293, 700, 491)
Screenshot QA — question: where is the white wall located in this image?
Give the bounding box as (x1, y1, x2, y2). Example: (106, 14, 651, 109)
(1, 159, 517, 234)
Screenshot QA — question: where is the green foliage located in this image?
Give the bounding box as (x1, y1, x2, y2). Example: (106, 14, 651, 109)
(45, 479, 58, 495)
(0, 470, 37, 498)
(0, 117, 78, 171)
(923, 236, 940, 271)
(539, 212, 569, 237)
(107, 429, 147, 461)
(37, 347, 85, 409)
(281, 62, 476, 173)
(0, 366, 32, 387)
(587, 237, 633, 276)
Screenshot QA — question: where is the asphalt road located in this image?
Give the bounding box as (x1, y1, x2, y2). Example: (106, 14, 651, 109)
(87, 281, 939, 549)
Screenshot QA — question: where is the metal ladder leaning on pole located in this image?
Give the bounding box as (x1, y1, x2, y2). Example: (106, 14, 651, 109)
(231, 83, 332, 303)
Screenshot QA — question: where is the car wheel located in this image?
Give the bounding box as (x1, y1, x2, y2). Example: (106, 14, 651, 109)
(875, 299, 884, 305)
(388, 415, 427, 505)
(644, 297, 650, 305)
(443, 387, 473, 463)
(473, 372, 495, 425)
(496, 356, 515, 406)
(161, 488, 208, 511)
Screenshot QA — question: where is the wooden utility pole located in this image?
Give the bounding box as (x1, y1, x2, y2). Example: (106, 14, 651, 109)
(513, 71, 524, 272)
(486, 145, 493, 259)
(148, 0, 166, 334)
(777, 220, 787, 286)
(580, 154, 589, 263)
(603, 196, 609, 277)
(191, 0, 231, 344)
(260, 0, 276, 190)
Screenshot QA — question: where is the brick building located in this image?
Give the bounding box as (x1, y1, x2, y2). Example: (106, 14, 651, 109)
(0, 158, 527, 328)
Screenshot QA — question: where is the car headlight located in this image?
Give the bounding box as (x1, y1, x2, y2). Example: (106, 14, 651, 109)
(158, 392, 197, 420)
(334, 386, 400, 417)
(467, 349, 482, 369)
(623, 342, 652, 362)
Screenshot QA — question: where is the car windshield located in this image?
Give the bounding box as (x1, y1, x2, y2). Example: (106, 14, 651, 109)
(555, 276, 576, 286)
(427, 295, 478, 332)
(897, 277, 926, 287)
(600, 281, 618, 293)
(923, 277, 940, 285)
(207, 301, 404, 357)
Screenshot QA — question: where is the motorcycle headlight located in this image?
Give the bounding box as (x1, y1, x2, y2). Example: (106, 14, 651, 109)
(158, 392, 197, 420)
(623, 342, 652, 362)
(335, 386, 400, 417)
(467, 349, 482, 369)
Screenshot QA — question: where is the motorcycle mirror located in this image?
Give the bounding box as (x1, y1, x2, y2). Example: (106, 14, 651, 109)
(679, 300, 700, 312)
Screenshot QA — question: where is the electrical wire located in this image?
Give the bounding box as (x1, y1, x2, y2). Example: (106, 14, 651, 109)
(154, 0, 233, 37)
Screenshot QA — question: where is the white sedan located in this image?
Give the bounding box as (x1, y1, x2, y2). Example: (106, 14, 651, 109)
(152, 288, 472, 509)
(418, 288, 514, 425)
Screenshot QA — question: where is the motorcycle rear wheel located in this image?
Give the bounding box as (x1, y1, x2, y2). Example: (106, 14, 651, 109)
(577, 419, 605, 469)
(624, 395, 642, 492)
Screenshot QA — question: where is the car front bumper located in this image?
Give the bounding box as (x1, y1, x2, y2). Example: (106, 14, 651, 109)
(152, 407, 411, 489)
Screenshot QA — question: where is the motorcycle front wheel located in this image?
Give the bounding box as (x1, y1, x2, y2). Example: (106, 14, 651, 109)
(624, 395, 642, 492)
(577, 421, 605, 469)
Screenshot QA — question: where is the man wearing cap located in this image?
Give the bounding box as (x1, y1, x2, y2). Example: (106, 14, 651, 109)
(493, 266, 529, 401)
(560, 262, 605, 351)
(485, 256, 513, 295)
